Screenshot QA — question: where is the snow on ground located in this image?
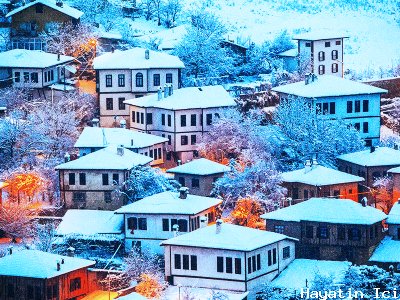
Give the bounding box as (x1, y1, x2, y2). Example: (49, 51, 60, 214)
(272, 259, 351, 290)
(164, 286, 248, 300)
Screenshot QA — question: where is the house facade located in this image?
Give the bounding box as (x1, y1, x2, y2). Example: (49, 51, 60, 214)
(115, 189, 222, 254)
(272, 74, 387, 145)
(161, 222, 296, 293)
(281, 160, 364, 204)
(92, 48, 184, 128)
(125, 85, 237, 166)
(6, 0, 83, 51)
(55, 146, 152, 210)
(166, 158, 230, 196)
(0, 250, 95, 300)
(74, 127, 168, 166)
(262, 198, 387, 265)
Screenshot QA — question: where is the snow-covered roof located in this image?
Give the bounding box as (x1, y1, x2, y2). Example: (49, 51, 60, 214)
(161, 223, 297, 251)
(272, 75, 387, 98)
(138, 25, 188, 51)
(293, 32, 349, 41)
(124, 85, 236, 110)
(6, 0, 83, 19)
(387, 202, 400, 224)
(272, 259, 351, 290)
(57, 210, 123, 236)
(0, 49, 74, 69)
(369, 236, 400, 263)
(115, 191, 222, 215)
(281, 164, 364, 186)
(338, 147, 400, 167)
(0, 250, 95, 278)
(74, 127, 168, 149)
(164, 286, 248, 300)
(277, 48, 298, 57)
(261, 198, 387, 225)
(167, 158, 230, 176)
(55, 145, 152, 170)
(93, 48, 184, 70)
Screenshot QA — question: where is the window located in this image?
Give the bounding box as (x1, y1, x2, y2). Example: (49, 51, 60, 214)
(283, 246, 290, 259)
(257, 254, 261, 270)
(178, 219, 188, 232)
(68, 173, 75, 185)
(305, 42, 311, 47)
(79, 173, 86, 185)
(102, 173, 109, 185)
(36, 3, 44, 13)
(14, 71, 20, 83)
(318, 225, 329, 239)
(325, 41, 331, 47)
(136, 73, 143, 87)
(192, 178, 199, 188)
(252, 256, 256, 272)
(355, 100, 361, 112)
(306, 226, 314, 238)
(323, 102, 329, 114)
(332, 63, 338, 73)
(118, 74, 125, 87)
(106, 74, 112, 87)
(206, 114, 212, 125)
(304, 190, 309, 199)
(226, 257, 233, 273)
(191, 134, 196, 145)
(348, 228, 361, 241)
(191, 255, 197, 270)
(275, 225, 284, 234)
(181, 115, 186, 127)
(318, 65, 325, 75)
(24, 72, 29, 83)
(70, 278, 81, 292)
(235, 258, 241, 274)
(167, 114, 172, 127)
(136, 112, 140, 123)
(153, 149, 157, 160)
(183, 255, 189, 270)
(161, 114, 165, 125)
(146, 113, 153, 125)
(318, 51, 325, 61)
(268, 250, 272, 266)
(363, 100, 369, 112)
(72, 192, 85, 202)
(191, 114, 196, 126)
(162, 219, 169, 231)
(181, 135, 188, 145)
(113, 173, 119, 184)
(336, 40, 341, 45)
(331, 50, 338, 60)
(132, 112, 135, 122)
(338, 227, 346, 240)
(138, 218, 147, 230)
(50, 70, 54, 81)
(118, 97, 126, 110)
(330, 102, 336, 114)
(363, 122, 369, 133)
(106, 98, 113, 110)
(217, 256, 224, 272)
(30, 72, 38, 83)
(127, 217, 137, 230)
(153, 74, 160, 86)
(174, 254, 181, 269)
(141, 113, 144, 124)
(104, 191, 112, 203)
(272, 249, 277, 265)
(316, 102, 322, 113)
(166, 73, 173, 83)
(354, 123, 360, 131)
(132, 240, 141, 251)
(347, 101, 353, 113)
(168, 135, 172, 145)
(248, 257, 252, 274)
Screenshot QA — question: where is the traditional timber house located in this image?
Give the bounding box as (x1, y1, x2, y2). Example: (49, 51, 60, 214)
(261, 198, 387, 265)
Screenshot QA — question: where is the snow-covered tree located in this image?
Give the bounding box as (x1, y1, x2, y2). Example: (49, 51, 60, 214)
(273, 96, 365, 170)
(161, 0, 182, 28)
(373, 176, 394, 213)
(119, 165, 176, 202)
(33, 222, 58, 252)
(0, 204, 38, 242)
(229, 198, 265, 228)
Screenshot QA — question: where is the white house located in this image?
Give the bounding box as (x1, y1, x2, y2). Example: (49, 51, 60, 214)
(161, 222, 297, 294)
(92, 48, 185, 128)
(166, 158, 231, 196)
(74, 127, 168, 166)
(272, 74, 387, 145)
(55, 145, 152, 210)
(114, 189, 222, 254)
(124, 85, 237, 165)
(0, 49, 76, 95)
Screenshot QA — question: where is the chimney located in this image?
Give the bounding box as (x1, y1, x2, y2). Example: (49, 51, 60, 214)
(179, 187, 189, 199)
(145, 49, 150, 60)
(157, 87, 162, 101)
(64, 152, 70, 163)
(120, 119, 126, 129)
(57, 53, 60, 61)
(172, 224, 179, 237)
(200, 216, 208, 228)
(312, 158, 318, 169)
(164, 84, 169, 98)
(117, 145, 124, 156)
(67, 247, 75, 257)
(92, 118, 99, 127)
(61, 258, 65, 264)
(56, 0, 63, 7)
(216, 219, 223, 234)
(56, 261, 61, 271)
(177, 159, 182, 166)
(361, 197, 367, 207)
(169, 84, 173, 96)
(304, 160, 312, 173)
(370, 146, 376, 153)
(131, 139, 134, 147)
(305, 73, 310, 85)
